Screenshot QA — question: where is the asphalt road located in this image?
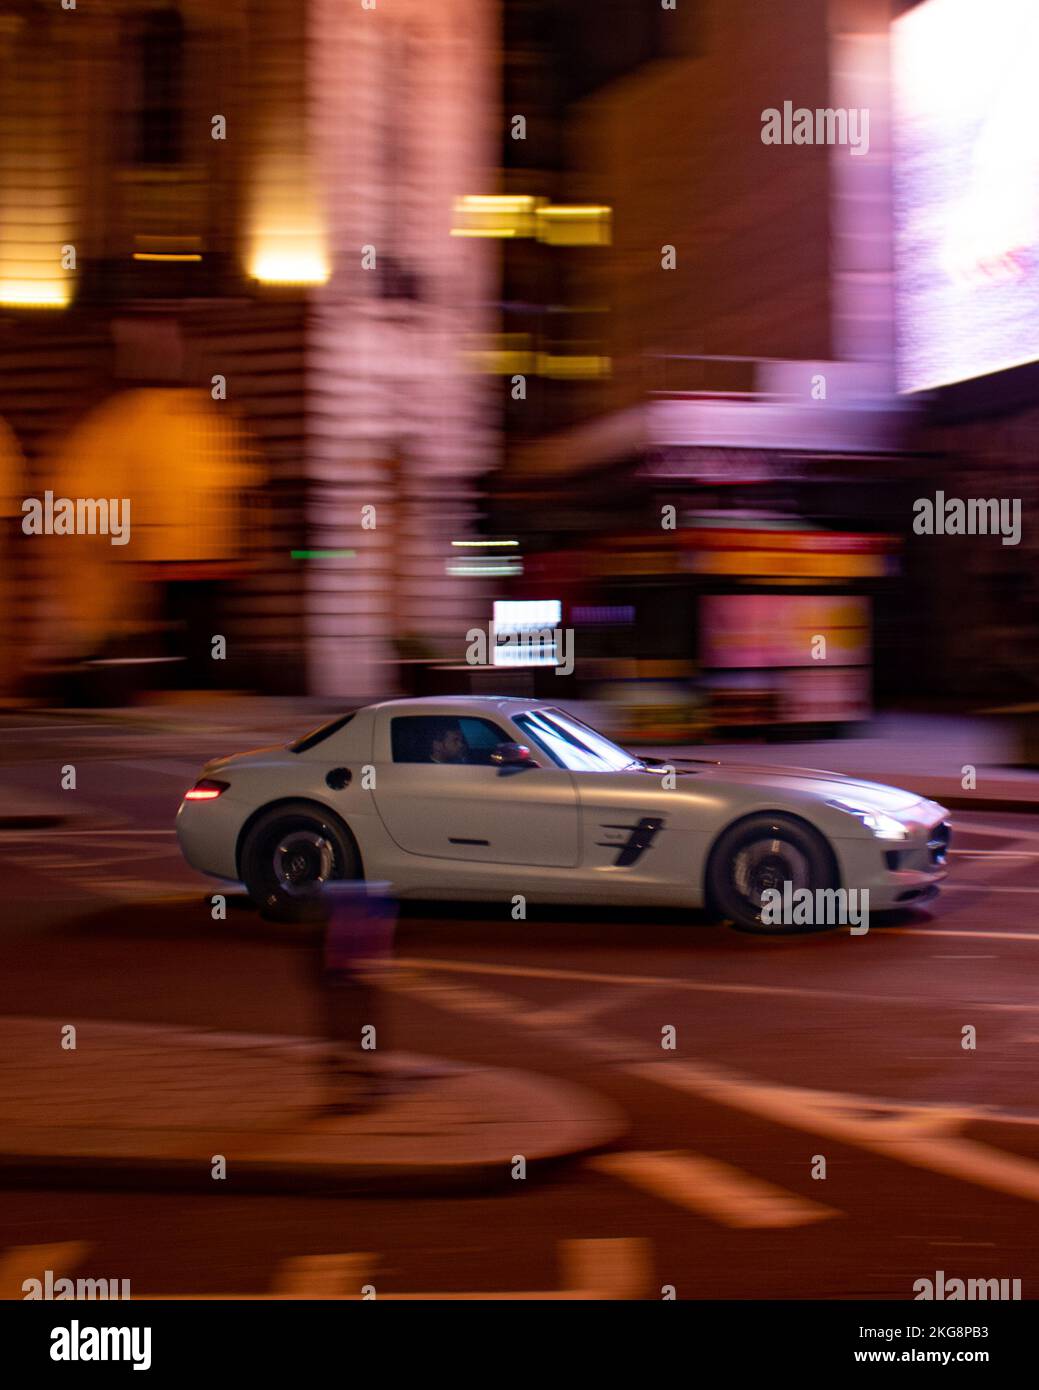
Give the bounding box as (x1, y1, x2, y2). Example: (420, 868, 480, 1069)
(1, 713, 1037, 1300)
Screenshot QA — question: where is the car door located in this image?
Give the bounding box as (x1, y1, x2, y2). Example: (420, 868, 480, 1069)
(370, 711, 579, 867)
(509, 705, 705, 890)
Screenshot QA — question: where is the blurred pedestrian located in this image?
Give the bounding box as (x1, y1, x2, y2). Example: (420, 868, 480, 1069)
(308, 881, 397, 1115)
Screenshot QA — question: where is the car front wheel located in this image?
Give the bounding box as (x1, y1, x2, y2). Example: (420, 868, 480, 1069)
(240, 802, 358, 922)
(707, 813, 837, 934)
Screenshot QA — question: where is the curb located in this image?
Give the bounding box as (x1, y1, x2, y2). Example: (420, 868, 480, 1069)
(0, 1144, 612, 1198)
(0, 1024, 627, 1197)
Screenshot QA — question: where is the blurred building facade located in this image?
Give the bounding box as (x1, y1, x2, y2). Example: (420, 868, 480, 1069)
(0, 0, 498, 702)
(493, 0, 1039, 712)
(493, 0, 909, 728)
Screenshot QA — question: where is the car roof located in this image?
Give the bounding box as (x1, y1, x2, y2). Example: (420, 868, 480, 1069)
(366, 695, 556, 717)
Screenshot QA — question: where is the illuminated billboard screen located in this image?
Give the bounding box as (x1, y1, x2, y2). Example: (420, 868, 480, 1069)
(492, 599, 562, 666)
(893, 0, 1039, 393)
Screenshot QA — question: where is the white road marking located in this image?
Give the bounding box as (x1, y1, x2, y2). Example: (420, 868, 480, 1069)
(398, 951, 1039, 1014)
(72, 879, 193, 901)
(628, 1060, 1039, 1207)
(0, 1243, 89, 1299)
(889, 929, 1039, 942)
(134, 1238, 651, 1300)
(18, 849, 183, 869)
(0, 830, 177, 838)
(929, 1241, 995, 1247)
(589, 1150, 839, 1228)
(948, 850, 1039, 857)
(393, 966, 1039, 1204)
(557, 1237, 652, 1300)
(270, 1253, 374, 1298)
(522, 987, 656, 1029)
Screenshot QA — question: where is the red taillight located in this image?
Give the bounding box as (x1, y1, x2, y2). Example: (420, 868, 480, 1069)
(183, 779, 230, 801)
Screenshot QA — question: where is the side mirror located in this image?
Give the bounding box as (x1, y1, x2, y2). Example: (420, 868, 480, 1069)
(490, 742, 537, 770)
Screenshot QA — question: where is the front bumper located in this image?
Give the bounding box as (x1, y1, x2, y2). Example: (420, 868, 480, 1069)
(835, 804, 950, 912)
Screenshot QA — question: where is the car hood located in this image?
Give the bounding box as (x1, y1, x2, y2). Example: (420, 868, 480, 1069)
(691, 760, 924, 813)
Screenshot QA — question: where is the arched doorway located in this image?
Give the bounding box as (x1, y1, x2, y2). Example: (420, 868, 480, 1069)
(34, 388, 266, 701)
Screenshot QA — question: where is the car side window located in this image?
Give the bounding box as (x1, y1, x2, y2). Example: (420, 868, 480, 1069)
(390, 715, 511, 766)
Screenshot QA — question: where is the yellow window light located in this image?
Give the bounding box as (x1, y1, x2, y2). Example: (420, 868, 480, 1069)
(462, 349, 536, 374)
(247, 147, 329, 286)
(536, 352, 611, 379)
(450, 539, 519, 547)
(451, 194, 544, 239)
(458, 195, 540, 208)
(451, 196, 612, 244)
(450, 228, 520, 238)
(0, 279, 70, 308)
(537, 204, 612, 215)
(249, 246, 330, 286)
(535, 204, 612, 246)
(133, 235, 203, 263)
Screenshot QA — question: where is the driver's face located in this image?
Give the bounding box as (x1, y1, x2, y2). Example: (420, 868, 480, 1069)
(433, 728, 468, 763)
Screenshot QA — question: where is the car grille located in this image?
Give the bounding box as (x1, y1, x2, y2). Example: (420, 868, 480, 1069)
(927, 821, 951, 866)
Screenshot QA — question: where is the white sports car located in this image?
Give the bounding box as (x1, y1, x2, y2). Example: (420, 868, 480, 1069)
(176, 695, 950, 932)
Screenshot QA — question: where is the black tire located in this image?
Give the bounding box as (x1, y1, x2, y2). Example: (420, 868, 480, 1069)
(240, 801, 360, 922)
(707, 813, 837, 935)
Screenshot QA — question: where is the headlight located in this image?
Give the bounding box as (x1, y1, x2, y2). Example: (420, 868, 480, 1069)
(826, 798, 908, 840)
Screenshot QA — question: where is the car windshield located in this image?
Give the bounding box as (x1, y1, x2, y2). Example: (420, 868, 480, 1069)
(513, 708, 639, 773)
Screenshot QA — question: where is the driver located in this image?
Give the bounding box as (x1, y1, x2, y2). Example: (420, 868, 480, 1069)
(427, 717, 470, 764)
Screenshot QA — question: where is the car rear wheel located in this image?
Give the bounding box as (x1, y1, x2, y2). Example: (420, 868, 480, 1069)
(707, 813, 837, 934)
(240, 802, 359, 922)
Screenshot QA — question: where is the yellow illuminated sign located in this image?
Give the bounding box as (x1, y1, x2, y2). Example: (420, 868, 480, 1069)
(451, 196, 611, 245)
(687, 550, 888, 579)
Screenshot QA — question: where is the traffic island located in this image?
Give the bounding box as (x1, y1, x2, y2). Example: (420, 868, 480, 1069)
(0, 1018, 626, 1196)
